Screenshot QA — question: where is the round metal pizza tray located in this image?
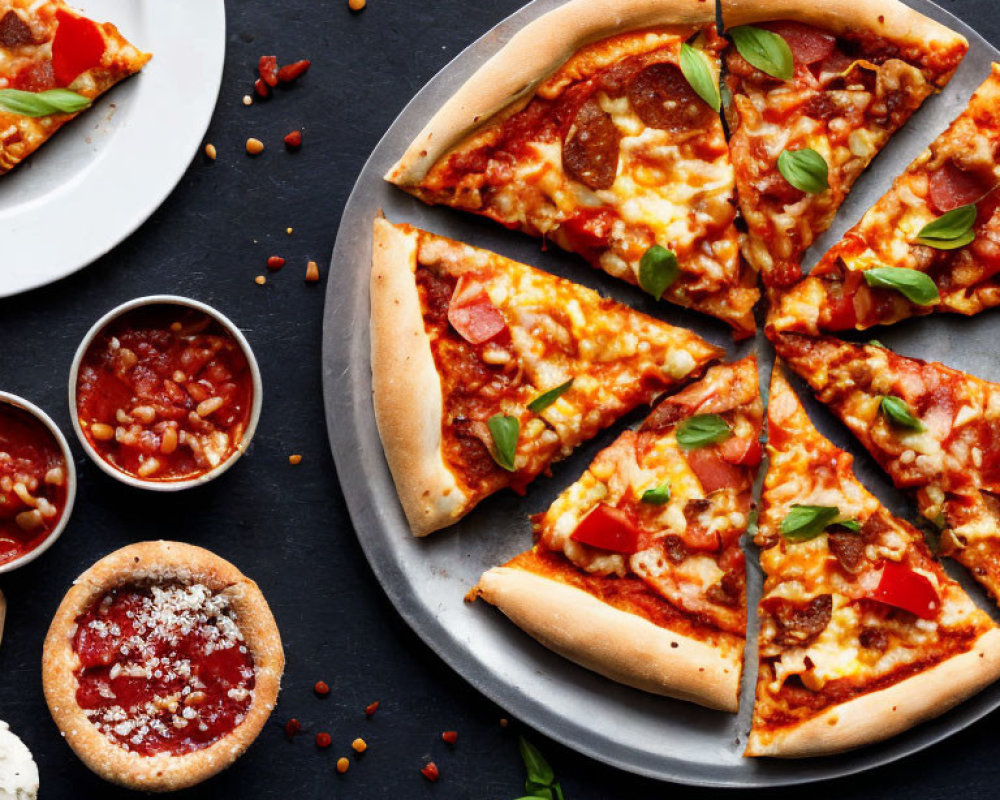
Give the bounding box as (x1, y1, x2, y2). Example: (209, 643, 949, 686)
(322, 0, 1000, 787)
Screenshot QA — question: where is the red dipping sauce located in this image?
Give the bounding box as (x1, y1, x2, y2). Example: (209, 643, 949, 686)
(73, 582, 256, 756)
(0, 403, 69, 566)
(75, 305, 255, 482)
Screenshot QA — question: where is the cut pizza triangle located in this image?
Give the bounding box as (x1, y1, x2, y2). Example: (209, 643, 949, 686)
(748, 363, 1000, 757)
(721, 0, 968, 288)
(473, 357, 762, 711)
(773, 331, 1000, 606)
(385, 0, 759, 337)
(371, 217, 724, 536)
(769, 65, 1000, 335)
(0, 0, 151, 174)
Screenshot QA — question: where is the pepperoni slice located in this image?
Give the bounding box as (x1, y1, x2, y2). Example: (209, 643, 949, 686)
(971, 206, 1000, 277)
(684, 447, 745, 494)
(446, 282, 507, 345)
(719, 435, 762, 467)
(762, 21, 836, 65)
(626, 62, 714, 134)
(51, 9, 106, 88)
(0, 10, 33, 47)
(928, 161, 987, 213)
(562, 97, 620, 190)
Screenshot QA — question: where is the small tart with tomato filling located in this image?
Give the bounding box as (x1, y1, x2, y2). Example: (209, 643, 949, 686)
(386, 0, 758, 337)
(747, 365, 1000, 757)
(371, 217, 723, 536)
(769, 66, 1000, 335)
(721, 0, 967, 288)
(773, 332, 1000, 608)
(0, 0, 150, 174)
(473, 357, 762, 711)
(42, 541, 283, 791)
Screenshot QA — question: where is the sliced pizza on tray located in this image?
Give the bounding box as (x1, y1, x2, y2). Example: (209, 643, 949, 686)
(0, 0, 151, 174)
(773, 332, 1000, 605)
(770, 66, 1000, 335)
(386, 0, 758, 337)
(747, 364, 1000, 757)
(473, 357, 762, 711)
(371, 217, 723, 537)
(721, 0, 968, 288)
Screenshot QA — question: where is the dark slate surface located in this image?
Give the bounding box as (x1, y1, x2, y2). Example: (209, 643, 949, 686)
(1, 0, 999, 797)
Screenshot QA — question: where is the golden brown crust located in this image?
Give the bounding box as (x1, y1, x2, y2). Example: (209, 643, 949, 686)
(474, 565, 742, 712)
(386, 0, 714, 186)
(41, 541, 283, 792)
(370, 216, 472, 536)
(746, 627, 1000, 756)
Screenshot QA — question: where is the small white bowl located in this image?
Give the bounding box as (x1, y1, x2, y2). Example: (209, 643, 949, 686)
(68, 295, 263, 491)
(0, 391, 77, 573)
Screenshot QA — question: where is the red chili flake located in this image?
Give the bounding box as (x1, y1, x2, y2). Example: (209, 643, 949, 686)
(365, 701, 379, 717)
(420, 762, 440, 782)
(258, 55, 279, 87)
(284, 718, 301, 739)
(441, 730, 458, 745)
(315, 732, 332, 748)
(254, 78, 270, 99)
(284, 130, 302, 149)
(314, 680, 330, 696)
(277, 59, 311, 83)
(267, 256, 286, 271)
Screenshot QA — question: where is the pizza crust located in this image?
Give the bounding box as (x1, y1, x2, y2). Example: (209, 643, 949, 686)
(746, 627, 1000, 757)
(474, 565, 742, 712)
(720, 0, 967, 61)
(41, 541, 284, 792)
(370, 217, 472, 536)
(386, 0, 715, 186)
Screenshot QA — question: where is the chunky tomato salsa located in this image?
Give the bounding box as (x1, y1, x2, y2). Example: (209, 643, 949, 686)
(76, 305, 254, 482)
(0, 403, 68, 565)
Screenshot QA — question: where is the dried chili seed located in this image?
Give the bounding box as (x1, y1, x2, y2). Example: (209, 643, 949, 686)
(365, 701, 379, 717)
(352, 737, 367, 753)
(336, 756, 350, 773)
(246, 138, 265, 156)
(277, 59, 311, 83)
(204, 143, 217, 160)
(284, 718, 301, 739)
(305, 260, 320, 282)
(253, 78, 270, 99)
(254, 275, 266, 285)
(242, 94, 253, 106)
(267, 256, 286, 271)
(289, 454, 303, 465)
(284, 130, 302, 149)
(316, 732, 332, 748)
(349, 0, 367, 9)
(441, 730, 457, 744)
(314, 680, 330, 696)
(258, 55, 279, 87)
(420, 762, 439, 782)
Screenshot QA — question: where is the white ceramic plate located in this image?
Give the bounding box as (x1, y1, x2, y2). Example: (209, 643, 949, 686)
(0, 0, 225, 298)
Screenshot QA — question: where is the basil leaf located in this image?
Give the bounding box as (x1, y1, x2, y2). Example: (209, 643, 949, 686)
(832, 519, 862, 533)
(777, 148, 829, 194)
(867, 339, 887, 349)
(781, 505, 840, 542)
(518, 737, 555, 788)
(729, 25, 794, 81)
(638, 244, 679, 300)
(527, 379, 573, 413)
(0, 88, 91, 117)
(676, 414, 732, 450)
(916, 203, 977, 250)
(679, 42, 721, 112)
(641, 482, 671, 505)
(880, 395, 925, 432)
(863, 267, 940, 306)
(487, 414, 519, 472)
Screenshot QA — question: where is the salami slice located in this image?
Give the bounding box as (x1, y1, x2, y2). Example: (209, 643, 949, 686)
(0, 10, 33, 47)
(562, 97, 620, 190)
(627, 62, 714, 134)
(762, 22, 836, 65)
(928, 161, 988, 213)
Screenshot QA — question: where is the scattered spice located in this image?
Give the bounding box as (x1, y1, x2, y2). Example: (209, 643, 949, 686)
(336, 757, 350, 774)
(289, 454, 303, 465)
(352, 737, 367, 753)
(284, 130, 302, 149)
(253, 78, 270, 99)
(305, 260, 320, 283)
(314, 679, 330, 696)
(277, 59, 311, 83)
(316, 732, 332, 749)
(284, 718, 302, 739)
(441, 730, 458, 745)
(349, 0, 367, 10)
(286, 227, 294, 235)
(365, 701, 379, 717)
(499, 718, 509, 728)
(242, 94, 253, 106)
(420, 762, 439, 782)
(254, 275, 266, 285)
(267, 256, 286, 271)
(204, 143, 217, 160)
(246, 138, 265, 156)
(258, 55, 279, 87)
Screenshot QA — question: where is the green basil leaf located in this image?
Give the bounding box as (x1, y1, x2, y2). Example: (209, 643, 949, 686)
(833, 519, 862, 533)
(777, 148, 829, 194)
(880, 395, 925, 432)
(679, 42, 721, 112)
(916, 203, 977, 250)
(867, 339, 887, 349)
(863, 267, 940, 306)
(729, 25, 794, 81)
(638, 244, 679, 300)
(641, 482, 671, 505)
(781, 505, 840, 542)
(0, 88, 91, 117)
(676, 414, 732, 450)
(527, 379, 573, 414)
(487, 414, 520, 472)
(518, 737, 555, 788)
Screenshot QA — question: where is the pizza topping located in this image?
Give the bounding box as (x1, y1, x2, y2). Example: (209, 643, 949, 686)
(51, 10, 106, 88)
(570, 504, 643, 555)
(486, 414, 519, 472)
(561, 96, 620, 190)
(928, 162, 988, 213)
(728, 25, 793, 80)
(763, 22, 835, 66)
(863, 266, 940, 305)
(526, 379, 573, 414)
(258, 55, 279, 88)
(640, 482, 671, 505)
(827, 531, 865, 573)
(0, 10, 33, 48)
(678, 43, 721, 112)
(675, 414, 732, 450)
(277, 59, 311, 84)
(870, 561, 939, 619)
(718, 434, 762, 467)
(768, 594, 833, 647)
(684, 448, 744, 494)
(0, 88, 90, 117)
(777, 148, 829, 195)
(880, 395, 926, 431)
(446, 280, 507, 345)
(916, 203, 977, 250)
(780, 505, 857, 542)
(73, 582, 255, 756)
(637, 244, 680, 300)
(627, 61, 715, 133)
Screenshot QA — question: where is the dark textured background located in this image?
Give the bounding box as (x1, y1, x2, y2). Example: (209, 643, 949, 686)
(1, 0, 999, 797)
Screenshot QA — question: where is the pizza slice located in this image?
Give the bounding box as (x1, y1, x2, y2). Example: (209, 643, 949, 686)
(722, 0, 968, 288)
(372, 217, 723, 536)
(773, 332, 1000, 604)
(386, 0, 758, 337)
(473, 357, 762, 711)
(770, 66, 1000, 335)
(0, 0, 150, 174)
(747, 364, 1000, 757)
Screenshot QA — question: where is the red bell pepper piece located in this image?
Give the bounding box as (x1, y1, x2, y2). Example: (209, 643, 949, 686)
(570, 504, 642, 554)
(871, 561, 939, 620)
(51, 9, 106, 88)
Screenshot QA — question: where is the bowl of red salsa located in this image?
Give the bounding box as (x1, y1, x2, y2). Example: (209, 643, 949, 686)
(0, 392, 76, 572)
(70, 297, 263, 490)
